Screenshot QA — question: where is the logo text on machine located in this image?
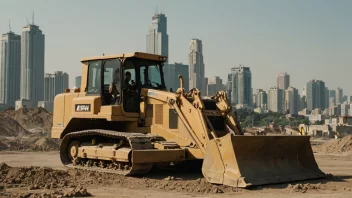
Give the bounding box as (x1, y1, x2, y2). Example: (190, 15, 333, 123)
(148, 91, 157, 97)
(75, 104, 91, 112)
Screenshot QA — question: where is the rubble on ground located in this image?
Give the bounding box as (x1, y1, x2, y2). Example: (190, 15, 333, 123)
(0, 107, 53, 135)
(0, 107, 58, 151)
(313, 135, 352, 154)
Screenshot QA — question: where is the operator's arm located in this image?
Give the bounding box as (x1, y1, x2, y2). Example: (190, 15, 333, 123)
(109, 79, 120, 94)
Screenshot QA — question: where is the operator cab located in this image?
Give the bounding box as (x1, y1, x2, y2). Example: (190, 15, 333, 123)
(85, 53, 167, 113)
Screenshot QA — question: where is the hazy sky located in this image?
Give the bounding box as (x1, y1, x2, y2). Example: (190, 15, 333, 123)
(0, 0, 351, 94)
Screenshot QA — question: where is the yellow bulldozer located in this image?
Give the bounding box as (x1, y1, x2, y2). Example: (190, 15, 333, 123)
(51, 52, 325, 187)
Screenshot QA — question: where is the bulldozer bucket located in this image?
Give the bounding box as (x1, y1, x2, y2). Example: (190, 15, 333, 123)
(202, 133, 325, 188)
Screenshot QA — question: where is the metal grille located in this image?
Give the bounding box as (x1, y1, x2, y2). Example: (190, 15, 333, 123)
(169, 109, 178, 129)
(146, 104, 153, 117)
(155, 104, 163, 124)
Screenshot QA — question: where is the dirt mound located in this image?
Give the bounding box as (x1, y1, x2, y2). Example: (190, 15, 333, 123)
(0, 164, 244, 197)
(0, 136, 60, 151)
(0, 141, 8, 150)
(285, 183, 323, 193)
(0, 107, 53, 133)
(314, 135, 352, 154)
(0, 117, 30, 137)
(33, 137, 60, 151)
(0, 163, 91, 197)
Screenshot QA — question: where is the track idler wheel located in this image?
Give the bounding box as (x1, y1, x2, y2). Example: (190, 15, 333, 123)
(68, 141, 80, 165)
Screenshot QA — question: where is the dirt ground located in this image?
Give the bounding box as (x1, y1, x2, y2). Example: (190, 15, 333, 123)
(1, 139, 352, 198)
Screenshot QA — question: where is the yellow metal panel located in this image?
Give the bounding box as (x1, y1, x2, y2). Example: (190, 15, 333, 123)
(132, 149, 185, 163)
(80, 52, 167, 62)
(52, 93, 65, 128)
(51, 127, 63, 139)
(151, 125, 194, 147)
(71, 96, 101, 115)
(80, 63, 88, 92)
(78, 146, 131, 162)
(154, 104, 163, 124)
(99, 106, 122, 116)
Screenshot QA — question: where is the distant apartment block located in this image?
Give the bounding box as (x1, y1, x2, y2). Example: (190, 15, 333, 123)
(277, 72, 290, 111)
(324, 87, 329, 108)
(252, 89, 263, 108)
(75, 76, 81, 89)
(342, 95, 348, 103)
(335, 87, 343, 104)
(203, 77, 208, 96)
(300, 96, 307, 110)
(0, 31, 21, 108)
(285, 86, 299, 115)
(348, 96, 352, 104)
(329, 104, 341, 116)
(306, 80, 325, 111)
(268, 86, 283, 113)
(207, 76, 222, 96)
(257, 90, 267, 110)
(229, 66, 252, 106)
(277, 72, 290, 90)
(44, 71, 69, 102)
(20, 23, 45, 108)
(163, 62, 189, 92)
(301, 86, 306, 97)
(188, 39, 205, 94)
(329, 97, 335, 107)
(341, 103, 350, 116)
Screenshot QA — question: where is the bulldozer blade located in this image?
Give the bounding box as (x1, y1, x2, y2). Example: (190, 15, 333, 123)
(202, 133, 325, 188)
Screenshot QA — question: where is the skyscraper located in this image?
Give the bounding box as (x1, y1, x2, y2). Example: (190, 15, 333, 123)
(0, 31, 21, 107)
(75, 76, 81, 89)
(207, 76, 222, 96)
(324, 87, 329, 108)
(44, 73, 54, 101)
(285, 86, 299, 115)
(146, 13, 168, 59)
(230, 66, 252, 106)
(268, 86, 283, 113)
(302, 86, 307, 97)
(188, 39, 205, 94)
(203, 77, 208, 96)
(20, 22, 45, 107)
(277, 72, 290, 90)
(44, 71, 69, 102)
(277, 72, 290, 112)
(336, 87, 343, 104)
(306, 80, 325, 111)
(163, 62, 189, 92)
(257, 91, 267, 110)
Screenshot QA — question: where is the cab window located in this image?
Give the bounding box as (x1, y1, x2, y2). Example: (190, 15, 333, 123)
(103, 59, 121, 93)
(123, 60, 136, 87)
(140, 63, 164, 89)
(87, 61, 101, 95)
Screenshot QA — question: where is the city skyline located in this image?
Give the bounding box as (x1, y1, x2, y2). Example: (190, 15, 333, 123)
(0, 0, 351, 94)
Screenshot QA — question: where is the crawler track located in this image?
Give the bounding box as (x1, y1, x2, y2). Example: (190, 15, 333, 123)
(60, 130, 155, 175)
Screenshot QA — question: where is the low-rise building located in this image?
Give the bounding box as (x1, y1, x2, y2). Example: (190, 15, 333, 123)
(15, 99, 32, 110)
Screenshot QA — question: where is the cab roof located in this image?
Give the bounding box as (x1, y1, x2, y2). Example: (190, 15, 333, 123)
(80, 52, 167, 62)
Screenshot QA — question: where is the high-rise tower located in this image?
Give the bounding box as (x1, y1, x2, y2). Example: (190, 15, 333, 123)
(146, 12, 168, 59)
(188, 39, 205, 94)
(0, 31, 21, 107)
(20, 16, 45, 107)
(229, 66, 252, 106)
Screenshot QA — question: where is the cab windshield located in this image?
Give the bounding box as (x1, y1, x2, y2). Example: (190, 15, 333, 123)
(139, 62, 165, 90)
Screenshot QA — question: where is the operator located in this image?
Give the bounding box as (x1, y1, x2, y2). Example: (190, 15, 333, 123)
(124, 71, 136, 90)
(109, 69, 121, 104)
